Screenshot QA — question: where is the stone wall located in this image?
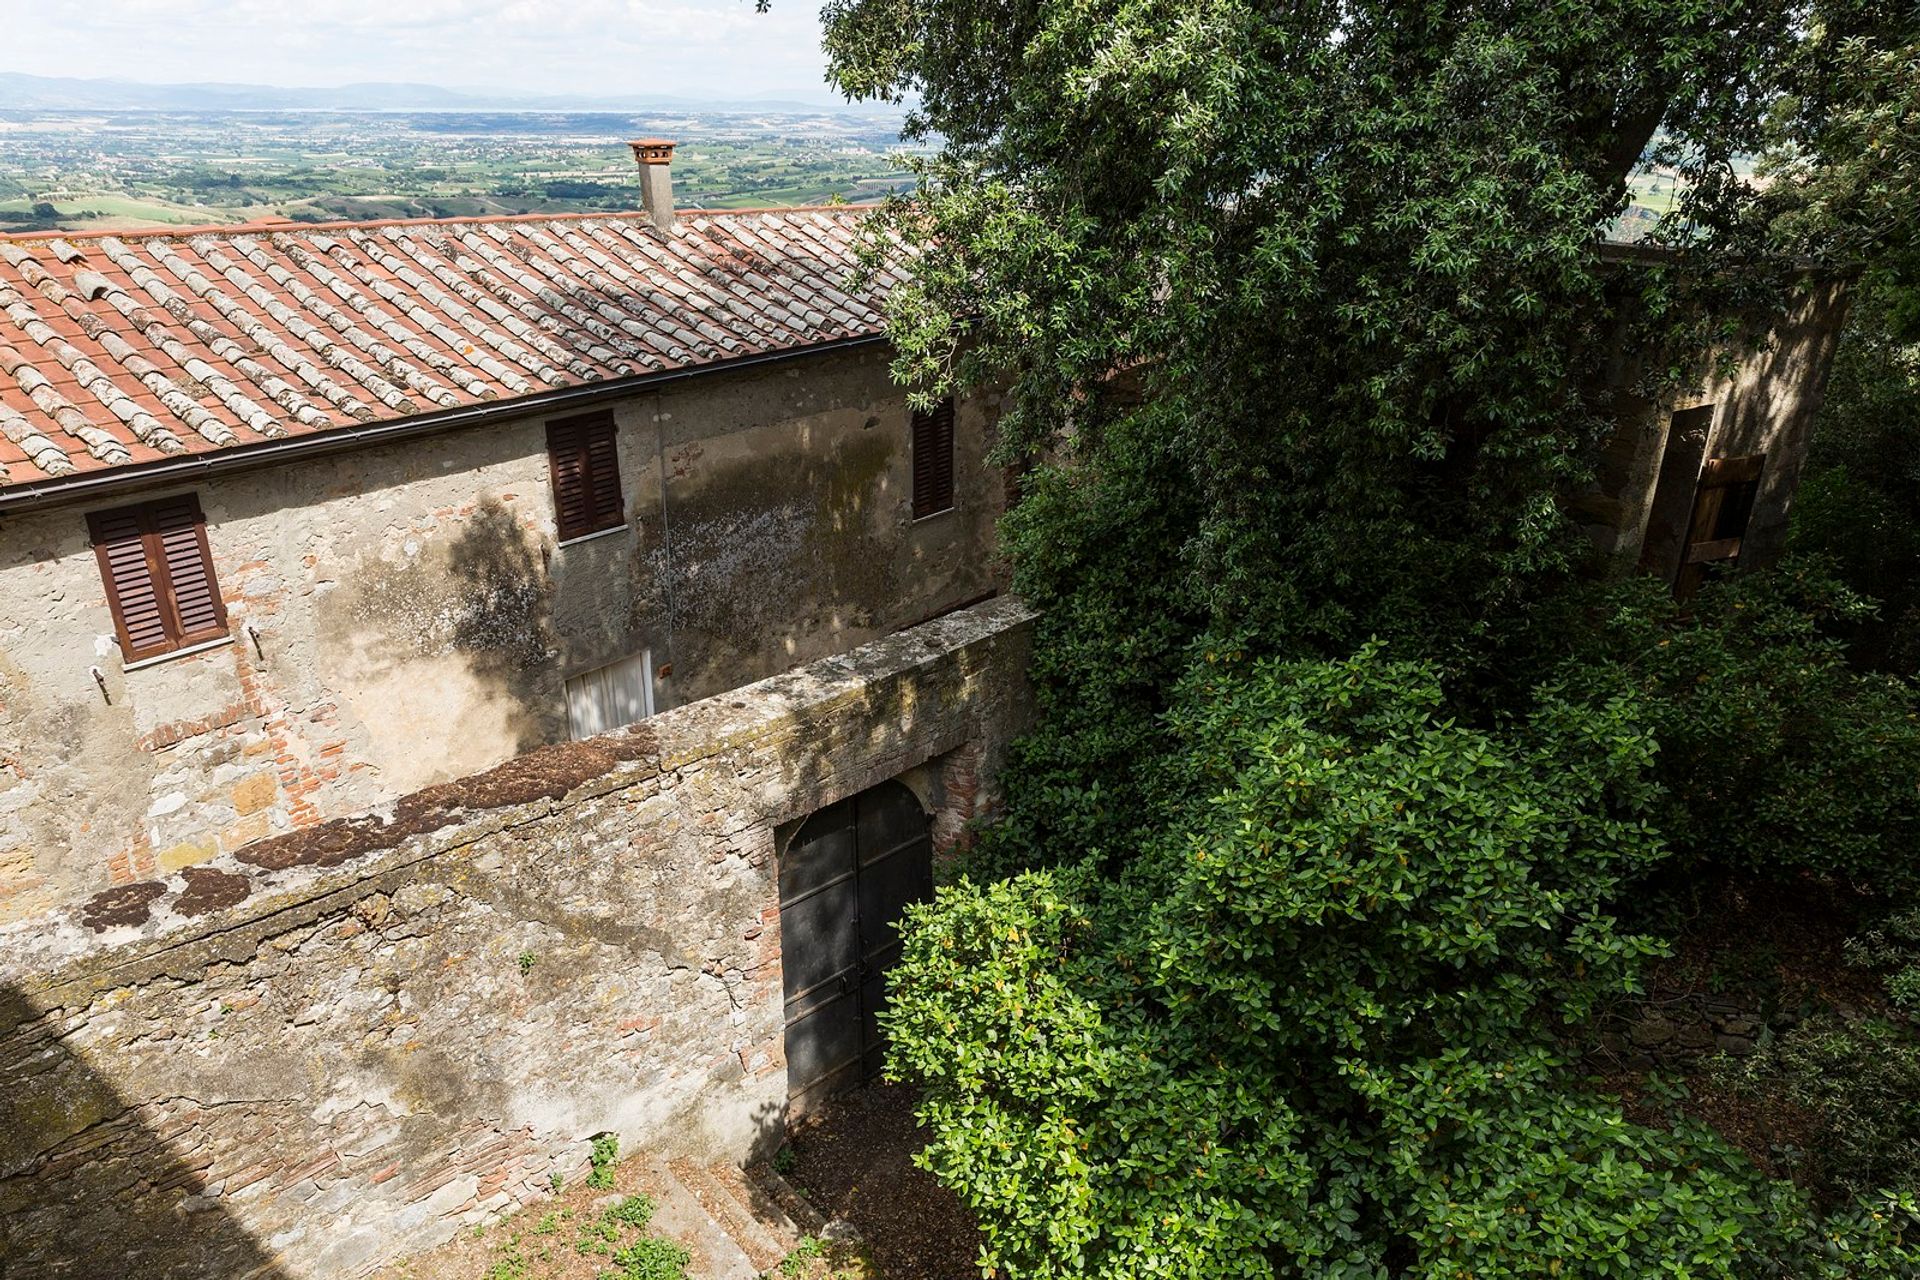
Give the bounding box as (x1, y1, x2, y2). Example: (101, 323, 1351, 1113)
(0, 597, 1035, 1280)
(1575, 273, 1850, 574)
(0, 341, 1007, 924)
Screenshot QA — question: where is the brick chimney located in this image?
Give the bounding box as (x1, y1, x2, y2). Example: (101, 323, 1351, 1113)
(628, 139, 676, 233)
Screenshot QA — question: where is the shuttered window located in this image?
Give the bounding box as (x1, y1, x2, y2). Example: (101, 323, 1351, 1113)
(911, 397, 956, 519)
(546, 411, 625, 542)
(88, 493, 228, 664)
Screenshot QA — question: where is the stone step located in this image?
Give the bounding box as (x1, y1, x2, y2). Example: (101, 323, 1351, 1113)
(746, 1161, 831, 1237)
(748, 1161, 868, 1264)
(635, 1159, 760, 1280)
(669, 1158, 792, 1274)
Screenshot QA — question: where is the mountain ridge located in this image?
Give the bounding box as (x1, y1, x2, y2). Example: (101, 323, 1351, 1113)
(0, 72, 892, 115)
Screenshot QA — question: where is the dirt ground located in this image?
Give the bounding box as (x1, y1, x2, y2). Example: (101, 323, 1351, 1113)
(370, 1153, 702, 1280)
(1592, 876, 1892, 1186)
(783, 1083, 983, 1280)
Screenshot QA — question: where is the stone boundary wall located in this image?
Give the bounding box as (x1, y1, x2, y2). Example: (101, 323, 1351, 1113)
(0, 598, 1036, 1280)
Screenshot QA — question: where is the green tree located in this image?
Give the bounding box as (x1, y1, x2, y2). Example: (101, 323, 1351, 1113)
(885, 650, 1799, 1276)
(823, 0, 1827, 862)
(817, 0, 1920, 1269)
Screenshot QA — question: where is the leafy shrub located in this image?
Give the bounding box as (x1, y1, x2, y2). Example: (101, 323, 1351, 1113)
(1779, 1191, 1920, 1279)
(606, 1236, 691, 1280)
(1847, 908, 1920, 1012)
(883, 646, 1808, 1276)
(1533, 563, 1920, 891)
(605, 1195, 655, 1229)
(1790, 276, 1920, 670)
(1718, 1013, 1920, 1200)
(587, 1133, 619, 1189)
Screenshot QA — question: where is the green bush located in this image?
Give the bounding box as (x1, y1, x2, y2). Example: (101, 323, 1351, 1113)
(883, 646, 1809, 1277)
(587, 1133, 618, 1189)
(605, 1236, 691, 1280)
(1790, 275, 1920, 670)
(1534, 563, 1920, 891)
(1718, 1013, 1920, 1201)
(1780, 1191, 1920, 1279)
(1847, 908, 1920, 1012)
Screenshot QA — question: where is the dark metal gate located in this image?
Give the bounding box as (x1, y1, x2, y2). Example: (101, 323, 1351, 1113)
(779, 780, 933, 1112)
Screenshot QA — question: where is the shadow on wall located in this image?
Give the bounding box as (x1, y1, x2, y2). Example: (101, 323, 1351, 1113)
(649, 428, 901, 702)
(0, 985, 291, 1279)
(445, 497, 563, 754)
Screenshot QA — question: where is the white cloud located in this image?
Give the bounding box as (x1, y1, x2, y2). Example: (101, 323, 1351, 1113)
(5, 0, 838, 100)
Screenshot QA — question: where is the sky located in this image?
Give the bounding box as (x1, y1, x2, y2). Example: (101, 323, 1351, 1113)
(2, 0, 843, 103)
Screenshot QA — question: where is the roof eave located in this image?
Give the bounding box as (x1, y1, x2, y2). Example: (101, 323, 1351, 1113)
(0, 331, 889, 517)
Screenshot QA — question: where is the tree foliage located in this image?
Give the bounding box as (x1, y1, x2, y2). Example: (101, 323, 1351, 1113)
(816, 0, 1920, 1270)
(886, 650, 1796, 1276)
(824, 0, 1844, 863)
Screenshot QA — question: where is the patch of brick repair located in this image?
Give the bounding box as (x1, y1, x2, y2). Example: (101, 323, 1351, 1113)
(174, 866, 252, 917)
(237, 725, 661, 873)
(80, 881, 166, 931)
(3, 599, 1038, 1280)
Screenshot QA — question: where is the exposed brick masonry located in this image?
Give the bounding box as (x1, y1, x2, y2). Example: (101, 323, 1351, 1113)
(0, 598, 1035, 1280)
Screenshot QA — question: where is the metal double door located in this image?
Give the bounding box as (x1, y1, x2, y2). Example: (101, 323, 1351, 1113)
(779, 780, 933, 1111)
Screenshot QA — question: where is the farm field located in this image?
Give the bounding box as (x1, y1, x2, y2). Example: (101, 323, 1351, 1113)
(0, 109, 918, 233)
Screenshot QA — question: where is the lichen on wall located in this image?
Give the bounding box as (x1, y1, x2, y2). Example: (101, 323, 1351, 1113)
(0, 344, 1007, 925)
(0, 598, 1035, 1280)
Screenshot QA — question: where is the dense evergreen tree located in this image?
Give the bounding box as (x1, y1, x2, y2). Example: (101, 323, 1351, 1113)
(816, 0, 1920, 1272)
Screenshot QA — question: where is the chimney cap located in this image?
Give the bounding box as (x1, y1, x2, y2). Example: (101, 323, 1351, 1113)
(628, 139, 676, 165)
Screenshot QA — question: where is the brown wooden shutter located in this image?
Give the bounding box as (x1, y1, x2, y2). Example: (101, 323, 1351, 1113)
(90, 506, 171, 662)
(88, 493, 226, 663)
(1638, 403, 1716, 580)
(584, 418, 624, 531)
(548, 412, 623, 541)
(911, 397, 956, 518)
(151, 494, 227, 644)
(1675, 454, 1766, 597)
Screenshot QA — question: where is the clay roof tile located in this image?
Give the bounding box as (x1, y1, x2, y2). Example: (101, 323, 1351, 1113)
(0, 206, 890, 490)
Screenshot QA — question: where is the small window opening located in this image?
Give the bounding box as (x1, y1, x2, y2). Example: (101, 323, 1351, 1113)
(88, 493, 229, 664)
(911, 397, 956, 519)
(565, 650, 655, 741)
(547, 411, 625, 542)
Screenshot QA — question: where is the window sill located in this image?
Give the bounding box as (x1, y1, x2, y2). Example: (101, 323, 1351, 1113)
(556, 524, 632, 550)
(911, 505, 958, 525)
(122, 633, 234, 672)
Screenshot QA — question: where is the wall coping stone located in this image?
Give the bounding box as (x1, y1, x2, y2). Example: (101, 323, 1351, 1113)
(0, 596, 1037, 1008)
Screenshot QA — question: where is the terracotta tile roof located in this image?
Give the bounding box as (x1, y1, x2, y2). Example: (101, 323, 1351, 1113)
(0, 207, 899, 491)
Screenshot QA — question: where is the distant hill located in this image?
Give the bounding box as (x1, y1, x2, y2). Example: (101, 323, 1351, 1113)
(0, 72, 890, 115)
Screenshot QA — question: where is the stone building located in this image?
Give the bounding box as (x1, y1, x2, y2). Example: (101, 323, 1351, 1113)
(0, 142, 1859, 1279)
(1577, 247, 1851, 591)
(0, 144, 1005, 926)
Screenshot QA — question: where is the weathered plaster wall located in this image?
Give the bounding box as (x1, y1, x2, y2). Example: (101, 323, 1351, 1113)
(0, 598, 1035, 1280)
(0, 343, 1006, 924)
(1576, 275, 1850, 573)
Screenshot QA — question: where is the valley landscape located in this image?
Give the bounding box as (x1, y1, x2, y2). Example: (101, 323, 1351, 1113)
(0, 107, 916, 233)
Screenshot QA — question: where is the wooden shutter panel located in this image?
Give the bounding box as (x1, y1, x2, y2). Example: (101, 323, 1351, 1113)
(547, 417, 590, 541)
(151, 494, 227, 644)
(1675, 454, 1766, 597)
(583, 417, 624, 531)
(548, 412, 622, 541)
(88, 493, 227, 663)
(912, 397, 956, 518)
(90, 506, 171, 662)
